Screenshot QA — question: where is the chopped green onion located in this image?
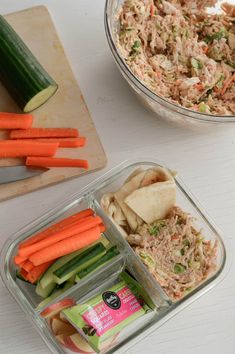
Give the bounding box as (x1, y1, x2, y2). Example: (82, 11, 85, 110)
(191, 58, 203, 70)
(216, 74, 225, 89)
(174, 263, 186, 274)
(204, 27, 228, 43)
(132, 40, 141, 50)
(176, 218, 184, 225)
(198, 103, 208, 113)
(139, 251, 155, 271)
(183, 239, 190, 247)
(149, 220, 165, 236)
(185, 287, 192, 293)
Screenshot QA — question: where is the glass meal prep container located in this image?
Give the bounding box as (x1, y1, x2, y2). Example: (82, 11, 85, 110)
(0, 159, 228, 354)
(104, 0, 235, 126)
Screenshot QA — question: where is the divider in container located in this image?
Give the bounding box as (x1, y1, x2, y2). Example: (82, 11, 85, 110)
(38, 260, 161, 354)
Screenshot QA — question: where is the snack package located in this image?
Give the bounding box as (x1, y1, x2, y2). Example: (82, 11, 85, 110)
(62, 272, 154, 352)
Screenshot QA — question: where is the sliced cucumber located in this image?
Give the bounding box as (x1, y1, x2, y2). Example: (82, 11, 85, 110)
(36, 281, 73, 310)
(75, 246, 120, 281)
(36, 281, 56, 298)
(53, 243, 106, 285)
(40, 251, 83, 290)
(40, 235, 109, 289)
(0, 15, 58, 112)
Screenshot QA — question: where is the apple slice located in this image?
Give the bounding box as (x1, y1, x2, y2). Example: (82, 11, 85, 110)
(64, 332, 119, 353)
(40, 298, 75, 319)
(65, 333, 95, 354)
(51, 316, 77, 336)
(56, 334, 67, 347)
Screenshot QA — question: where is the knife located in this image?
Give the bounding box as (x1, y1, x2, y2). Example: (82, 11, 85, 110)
(0, 166, 48, 184)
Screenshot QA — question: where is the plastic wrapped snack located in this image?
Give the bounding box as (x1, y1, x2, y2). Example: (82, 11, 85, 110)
(62, 272, 153, 352)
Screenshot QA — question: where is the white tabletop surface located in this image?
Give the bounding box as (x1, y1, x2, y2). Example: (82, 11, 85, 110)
(0, 1, 235, 353)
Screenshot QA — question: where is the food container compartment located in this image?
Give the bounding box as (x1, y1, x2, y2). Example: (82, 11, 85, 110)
(104, 0, 235, 126)
(93, 160, 227, 304)
(40, 266, 158, 354)
(0, 159, 228, 354)
(0, 195, 129, 310)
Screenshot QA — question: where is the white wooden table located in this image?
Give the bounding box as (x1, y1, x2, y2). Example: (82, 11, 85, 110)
(0, 1, 235, 353)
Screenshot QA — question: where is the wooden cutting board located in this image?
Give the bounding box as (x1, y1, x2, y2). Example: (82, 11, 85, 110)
(0, 5, 107, 202)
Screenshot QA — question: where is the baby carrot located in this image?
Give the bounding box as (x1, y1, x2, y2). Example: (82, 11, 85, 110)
(26, 157, 89, 169)
(29, 226, 101, 266)
(14, 137, 86, 148)
(14, 255, 27, 265)
(19, 209, 94, 249)
(21, 260, 34, 272)
(19, 216, 103, 258)
(20, 269, 29, 280)
(0, 141, 58, 158)
(0, 112, 33, 129)
(10, 128, 79, 139)
(26, 261, 54, 284)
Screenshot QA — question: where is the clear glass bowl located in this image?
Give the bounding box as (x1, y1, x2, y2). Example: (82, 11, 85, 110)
(0, 159, 230, 354)
(104, 0, 235, 126)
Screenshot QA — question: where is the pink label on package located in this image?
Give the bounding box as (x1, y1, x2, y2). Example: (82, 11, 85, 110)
(82, 286, 142, 336)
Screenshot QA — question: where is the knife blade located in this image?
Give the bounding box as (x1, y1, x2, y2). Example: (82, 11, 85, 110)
(0, 166, 48, 184)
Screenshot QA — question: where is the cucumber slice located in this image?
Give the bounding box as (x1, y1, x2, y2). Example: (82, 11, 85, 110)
(0, 15, 58, 112)
(36, 282, 73, 310)
(36, 281, 56, 298)
(40, 235, 109, 289)
(75, 246, 120, 281)
(40, 251, 83, 290)
(53, 243, 106, 285)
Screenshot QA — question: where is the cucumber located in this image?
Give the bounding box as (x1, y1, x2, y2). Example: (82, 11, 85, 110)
(0, 15, 58, 112)
(75, 246, 120, 281)
(36, 281, 56, 298)
(36, 281, 73, 310)
(40, 250, 84, 290)
(53, 243, 106, 285)
(40, 235, 109, 289)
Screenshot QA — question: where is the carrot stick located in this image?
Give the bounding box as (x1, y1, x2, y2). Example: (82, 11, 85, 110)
(19, 215, 96, 256)
(221, 73, 235, 95)
(26, 157, 89, 169)
(0, 112, 33, 129)
(20, 269, 28, 280)
(26, 261, 54, 284)
(16, 137, 86, 148)
(14, 255, 27, 265)
(10, 128, 79, 139)
(19, 209, 94, 249)
(0, 141, 58, 158)
(19, 216, 103, 258)
(29, 226, 101, 266)
(15, 137, 86, 148)
(21, 260, 34, 272)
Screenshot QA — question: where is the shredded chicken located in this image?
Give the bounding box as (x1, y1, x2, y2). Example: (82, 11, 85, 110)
(127, 206, 218, 301)
(117, 0, 235, 115)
